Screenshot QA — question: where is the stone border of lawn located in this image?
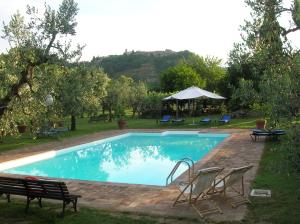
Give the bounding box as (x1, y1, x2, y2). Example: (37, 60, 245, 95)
(0, 128, 265, 223)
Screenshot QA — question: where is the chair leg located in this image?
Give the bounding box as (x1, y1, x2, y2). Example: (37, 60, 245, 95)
(229, 178, 251, 208)
(241, 177, 245, 196)
(191, 202, 222, 218)
(173, 190, 187, 206)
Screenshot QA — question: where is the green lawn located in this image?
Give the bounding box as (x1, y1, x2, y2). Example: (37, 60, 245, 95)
(0, 200, 159, 224)
(243, 141, 300, 223)
(0, 115, 257, 152)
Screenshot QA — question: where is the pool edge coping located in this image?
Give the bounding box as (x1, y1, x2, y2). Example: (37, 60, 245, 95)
(0, 129, 238, 188)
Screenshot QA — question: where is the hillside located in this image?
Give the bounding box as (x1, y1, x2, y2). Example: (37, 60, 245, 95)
(89, 50, 193, 88)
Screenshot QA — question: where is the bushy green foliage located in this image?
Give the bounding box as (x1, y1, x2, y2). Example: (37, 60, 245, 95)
(292, 0, 300, 27)
(229, 78, 258, 110)
(227, 0, 300, 124)
(283, 124, 300, 172)
(103, 76, 147, 120)
(0, 54, 64, 135)
(226, 43, 258, 96)
(219, 102, 228, 116)
(160, 53, 226, 93)
(183, 54, 226, 92)
(0, 0, 83, 135)
(140, 92, 169, 118)
(160, 62, 205, 92)
(56, 66, 109, 130)
(128, 82, 148, 117)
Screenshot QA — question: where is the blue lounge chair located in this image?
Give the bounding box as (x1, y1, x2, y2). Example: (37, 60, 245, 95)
(160, 115, 171, 124)
(250, 129, 270, 141)
(37, 129, 58, 138)
(51, 127, 69, 133)
(200, 118, 211, 124)
(172, 118, 185, 125)
(270, 129, 286, 141)
(219, 115, 231, 123)
(250, 129, 286, 141)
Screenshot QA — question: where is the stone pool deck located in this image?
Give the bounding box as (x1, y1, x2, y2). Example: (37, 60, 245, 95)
(0, 129, 265, 222)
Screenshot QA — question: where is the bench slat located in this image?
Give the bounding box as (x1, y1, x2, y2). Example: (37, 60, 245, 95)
(0, 176, 80, 207)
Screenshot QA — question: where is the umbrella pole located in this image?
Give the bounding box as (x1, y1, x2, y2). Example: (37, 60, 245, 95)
(192, 100, 195, 124)
(176, 100, 179, 120)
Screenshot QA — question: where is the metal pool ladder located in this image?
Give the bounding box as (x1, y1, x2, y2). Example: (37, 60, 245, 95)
(166, 158, 194, 186)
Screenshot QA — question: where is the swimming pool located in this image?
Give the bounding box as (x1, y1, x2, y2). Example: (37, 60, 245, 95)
(1, 132, 229, 186)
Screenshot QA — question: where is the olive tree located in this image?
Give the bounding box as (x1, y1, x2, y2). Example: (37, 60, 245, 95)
(103, 76, 134, 121)
(128, 82, 148, 118)
(0, 0, 82, 135)
(56, 67, 109, 131)
(227, 0, 300, 123)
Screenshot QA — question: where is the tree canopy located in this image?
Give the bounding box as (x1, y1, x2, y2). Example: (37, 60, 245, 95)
(0, 0, 83, 135)
(228, 0, 300, 123)
(160, 53, 226, 93)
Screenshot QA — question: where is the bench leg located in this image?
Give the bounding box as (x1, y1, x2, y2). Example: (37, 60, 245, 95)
(25, 197, 36, 213)
(25, 197, 31, 213)
(73, 198, 78, 212)
(7, 193, 10, 202)
(0, 193, 10, 202)
(38, 197, 42, 208)
(62, 201, 66, 216)
(61, 199, 78, 215)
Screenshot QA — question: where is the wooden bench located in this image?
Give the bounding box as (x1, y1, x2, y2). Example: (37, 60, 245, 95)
(0, 176, 81, 215)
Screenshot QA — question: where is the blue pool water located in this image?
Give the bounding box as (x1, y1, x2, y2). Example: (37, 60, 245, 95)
(3, 132, 229, 186)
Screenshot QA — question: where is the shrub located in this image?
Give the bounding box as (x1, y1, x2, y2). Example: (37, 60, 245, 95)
(140, 92, 169, 118)
(283, 124, 300, 172)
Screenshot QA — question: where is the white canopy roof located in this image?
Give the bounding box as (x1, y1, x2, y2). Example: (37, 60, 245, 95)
(164, 86, 225, 100)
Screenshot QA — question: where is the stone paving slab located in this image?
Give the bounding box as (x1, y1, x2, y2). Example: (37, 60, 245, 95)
(0, 129, 265, 222)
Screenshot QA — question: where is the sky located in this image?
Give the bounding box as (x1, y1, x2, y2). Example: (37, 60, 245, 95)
(0, 0, 299, 63)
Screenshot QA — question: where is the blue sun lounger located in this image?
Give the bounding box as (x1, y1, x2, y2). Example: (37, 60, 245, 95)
(172, 118, 185, 125)
(160, 115, 171, 124)
(200, 118, 211, 123)
(219, 115, 231, 123)
(250, 129, 286, 141)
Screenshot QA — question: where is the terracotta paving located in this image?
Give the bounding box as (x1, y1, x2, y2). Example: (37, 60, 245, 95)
(0, 129, 265, 222)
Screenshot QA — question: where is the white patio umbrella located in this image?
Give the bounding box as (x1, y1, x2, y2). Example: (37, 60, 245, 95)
(163, 86, 226, 119)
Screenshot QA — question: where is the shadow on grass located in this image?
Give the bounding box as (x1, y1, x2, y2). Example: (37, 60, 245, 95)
(0, 199, 158, 224)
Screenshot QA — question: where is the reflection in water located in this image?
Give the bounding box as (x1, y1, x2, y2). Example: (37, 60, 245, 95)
(5, 134, 226, 186)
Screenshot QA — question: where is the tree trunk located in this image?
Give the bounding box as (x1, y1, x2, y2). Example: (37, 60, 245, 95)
(70, 115, 76, 131)
(0, 65, 34, 117)
(132, 108, 136, 118)
(108, 109, 113, 122)
(0, 32, 56, 120)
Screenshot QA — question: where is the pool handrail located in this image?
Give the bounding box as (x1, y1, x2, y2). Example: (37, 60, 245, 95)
(166, 158, 194, 186)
